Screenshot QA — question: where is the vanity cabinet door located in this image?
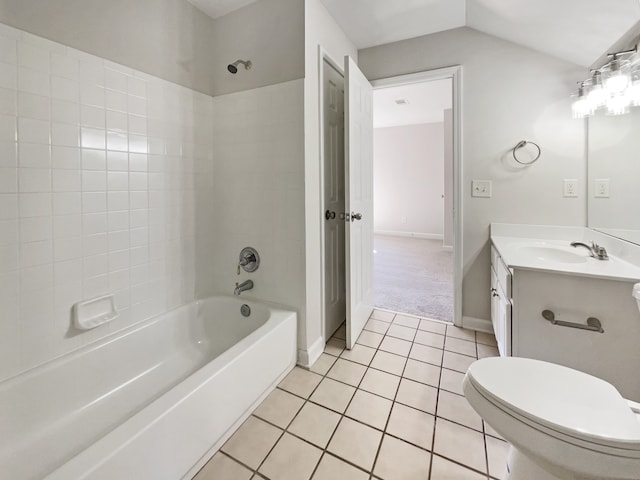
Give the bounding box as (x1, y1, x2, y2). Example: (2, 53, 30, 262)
(491, 267, 511, 357)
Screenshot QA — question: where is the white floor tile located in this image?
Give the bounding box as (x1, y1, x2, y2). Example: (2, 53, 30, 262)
(396, 378, 438, 414)
(430, 455, 487, 480)
(326, 358, 367, 387)
(403, 359, 441, 387)
(310, 377, 356, 413)
(309, 353, 337, 376)
(359, 368, 401, 400)
(379, 336, 412, 356)
(288, 402, 341, 448)
(193, 452, 252, 480)
(253, 388, 304, 428)
(434, 418, 486, 473)
(374, 435, 430, 480)
(370, 349, 407, 376)
(386, 323, 417, 341)
(259, 433, 322, 480)
(312, 453, 369, 480)
(345, 389, 393, 430)
(278, 367, 323, 398)
(386, 402, 434, 450)
(221, 416, 282, 470)
(340, 343, 377, 366)
(327, 417, 382, 471)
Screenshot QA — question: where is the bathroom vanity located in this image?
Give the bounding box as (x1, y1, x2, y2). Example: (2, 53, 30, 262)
(490, 224, 640, 401)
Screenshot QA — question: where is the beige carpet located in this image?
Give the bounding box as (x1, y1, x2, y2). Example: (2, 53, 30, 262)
(374, 235, 453, 322)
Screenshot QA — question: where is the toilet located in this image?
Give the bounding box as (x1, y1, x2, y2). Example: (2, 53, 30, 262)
(463, 357, 640, 480)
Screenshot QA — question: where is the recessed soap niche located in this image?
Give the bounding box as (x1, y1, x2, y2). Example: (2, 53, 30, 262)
(73, 295, 119, 330)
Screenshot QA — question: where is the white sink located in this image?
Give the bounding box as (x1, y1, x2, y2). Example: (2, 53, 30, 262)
(516, 245, 588, 264)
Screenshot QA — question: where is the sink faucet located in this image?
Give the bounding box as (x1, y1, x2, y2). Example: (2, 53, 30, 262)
(570, 241, 609, 260)
(234, 279, 254, 296)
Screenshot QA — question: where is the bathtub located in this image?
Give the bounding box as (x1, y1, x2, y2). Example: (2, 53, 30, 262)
(0, 296, 297, 480)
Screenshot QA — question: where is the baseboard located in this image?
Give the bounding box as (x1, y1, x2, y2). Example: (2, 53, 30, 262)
(462, 315, 493, 333)
(296, 336, 324, 368)
(375, 230, 444, 241)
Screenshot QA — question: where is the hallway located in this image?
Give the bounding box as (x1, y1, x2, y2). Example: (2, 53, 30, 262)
(374, 236, 453, 322)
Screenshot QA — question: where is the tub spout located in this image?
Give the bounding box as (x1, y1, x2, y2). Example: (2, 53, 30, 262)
(234, 280, 254, 296)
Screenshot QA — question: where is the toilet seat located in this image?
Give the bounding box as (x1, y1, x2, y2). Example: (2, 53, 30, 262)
(466, 357, 640, 456)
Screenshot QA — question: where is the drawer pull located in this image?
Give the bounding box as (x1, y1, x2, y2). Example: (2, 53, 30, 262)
(541, 310, 604, 333)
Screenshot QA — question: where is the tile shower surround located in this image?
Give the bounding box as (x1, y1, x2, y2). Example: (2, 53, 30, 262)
(0, 23, 216, 381)
(196, 310, 506, 480)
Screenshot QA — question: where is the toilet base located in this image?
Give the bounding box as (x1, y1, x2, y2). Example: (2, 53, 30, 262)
(504, 445, 592, 480)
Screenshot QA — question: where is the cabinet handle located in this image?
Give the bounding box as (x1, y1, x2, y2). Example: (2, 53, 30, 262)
(541, 310, 604, 333)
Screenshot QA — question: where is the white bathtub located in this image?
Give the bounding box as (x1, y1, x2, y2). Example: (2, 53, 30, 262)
(0, 296, 297, 480)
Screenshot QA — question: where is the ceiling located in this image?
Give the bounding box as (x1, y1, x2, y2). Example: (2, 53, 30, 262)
(188, 0, 258, 19)
(188, 0, 640, 68)
(373, 79, 452, 128)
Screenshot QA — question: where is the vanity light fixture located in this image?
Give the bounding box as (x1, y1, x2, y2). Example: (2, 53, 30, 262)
(571, 46, 638, 117)
(571, 82, 592, 119)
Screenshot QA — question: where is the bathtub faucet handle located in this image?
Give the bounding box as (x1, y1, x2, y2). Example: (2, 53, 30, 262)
(237, 247, 260, 273)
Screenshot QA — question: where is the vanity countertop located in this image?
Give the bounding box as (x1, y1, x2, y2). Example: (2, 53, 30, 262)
(491, 224, 640, 282)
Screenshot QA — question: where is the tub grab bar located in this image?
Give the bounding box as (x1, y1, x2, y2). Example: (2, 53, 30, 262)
(541, 310, 604, 333)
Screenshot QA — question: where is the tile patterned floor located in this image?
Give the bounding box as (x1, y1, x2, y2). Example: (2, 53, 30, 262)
(194, 310, 507, 480)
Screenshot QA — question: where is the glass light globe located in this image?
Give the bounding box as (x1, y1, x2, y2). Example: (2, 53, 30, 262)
(587, 71, 608, 108)
(628, 70, 640, 106)
(604, 58, 631, 94)
(606, 92, 630, 115)
(571, 84, 592, 118)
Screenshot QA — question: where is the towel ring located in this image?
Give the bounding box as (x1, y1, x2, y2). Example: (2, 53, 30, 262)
(512, 140, 541, 165)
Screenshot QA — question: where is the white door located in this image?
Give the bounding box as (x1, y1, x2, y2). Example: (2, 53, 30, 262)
(344, 56, 374, 349)
(323, 60, 346, 340)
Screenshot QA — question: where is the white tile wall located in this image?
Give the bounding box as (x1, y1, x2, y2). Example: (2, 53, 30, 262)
(0, 23, 215, 381)
(210, 80, 305, 342)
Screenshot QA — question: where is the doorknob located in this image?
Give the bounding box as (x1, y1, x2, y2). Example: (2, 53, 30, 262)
(325, 210, 336, 220)
(351, 212, 363, 221)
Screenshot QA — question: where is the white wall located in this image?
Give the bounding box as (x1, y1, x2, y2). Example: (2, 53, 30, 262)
(303, 0, 357, 363)
(359, 27, 586, 322)
(374, 123, 444, 237)
(210, 79, 306, 340)
(0, 23, 215, 381)
(0, 0, 305, 97)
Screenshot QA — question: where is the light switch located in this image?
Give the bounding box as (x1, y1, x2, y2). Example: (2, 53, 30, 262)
(594, 179, 610, 198)
(563, 179, 578, 198)
(472, 180, 492, 198)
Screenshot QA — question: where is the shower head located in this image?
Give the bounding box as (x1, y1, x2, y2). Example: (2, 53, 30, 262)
(227, 59, 252, 74)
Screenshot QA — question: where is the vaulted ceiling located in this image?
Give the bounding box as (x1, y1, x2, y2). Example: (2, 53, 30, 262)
(188, 0, 640, 67)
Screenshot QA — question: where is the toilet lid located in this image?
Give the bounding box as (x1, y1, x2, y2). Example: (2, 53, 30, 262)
(467, 357, 640, 448)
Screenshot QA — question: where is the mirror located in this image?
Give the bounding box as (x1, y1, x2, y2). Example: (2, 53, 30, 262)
(587, 16, 640, 246)
(588, 100, 640, 245)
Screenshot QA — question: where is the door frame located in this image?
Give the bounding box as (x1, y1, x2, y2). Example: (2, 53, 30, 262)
(371, 66, 464, 327)
(319, 46, 345, 342)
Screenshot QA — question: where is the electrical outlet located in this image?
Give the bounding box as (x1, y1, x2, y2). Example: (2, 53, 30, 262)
(472, 180, 492, 198)
(594, 179, 610, 198)
(563, 179, 578, 198)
